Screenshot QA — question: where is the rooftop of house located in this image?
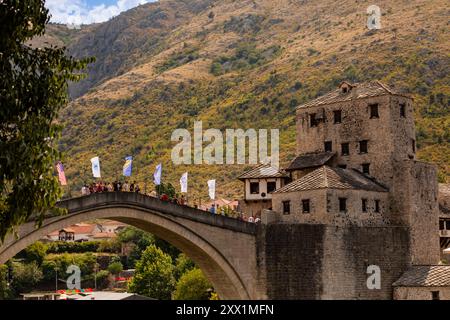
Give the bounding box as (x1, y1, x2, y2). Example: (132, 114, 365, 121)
(296, 81, 411, 109)
(48, 223, 96, 236)
(237, 164, 288, 180)
(273, 165, 388, 194)
(286, 152, 335, 171)
(393, 265, 450, 287)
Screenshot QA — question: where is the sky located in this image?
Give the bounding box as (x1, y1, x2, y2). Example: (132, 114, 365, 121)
(45, 0, 155, 25)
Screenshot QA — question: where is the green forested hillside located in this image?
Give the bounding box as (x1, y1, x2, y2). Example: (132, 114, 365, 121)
(51, 0, 448, 200)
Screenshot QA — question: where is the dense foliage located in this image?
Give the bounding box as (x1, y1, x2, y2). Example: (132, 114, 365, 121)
(173, 268, 212, 300)
(0, 0, 92, 241)
(128, 245, 175, 300)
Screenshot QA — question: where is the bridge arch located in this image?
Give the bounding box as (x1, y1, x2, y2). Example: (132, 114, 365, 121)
(0, 193, 260, 299)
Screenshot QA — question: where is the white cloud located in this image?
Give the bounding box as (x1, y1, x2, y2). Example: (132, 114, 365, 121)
(46, 0, 152, 25)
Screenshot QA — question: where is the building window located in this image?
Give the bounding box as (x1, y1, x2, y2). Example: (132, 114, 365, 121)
(310, 113, 317, 127)
(339, 198, 347, 212)
(302, 199, 310, 213)
(338, 164, 347, 169)
(341, 143, 350, 156)
(333, 110, 342, 124)
(375, 200, 380, 213)
(440, 220, 445, 230)
(282, 201, 291, 215)
(362, 163, 370, 175)
(369, 103, 379, 119)
(362, 199, 368, 213)
(267, 181, 277, 193)
(250, 182, 260, 194)
(446, 220, 450, 230)
(324, 141, 332, 152)
(400, 103, 406, 117)
(412, 139, 416, 153)
(359, 140, 368, 154)
(432, 291, 440, 300)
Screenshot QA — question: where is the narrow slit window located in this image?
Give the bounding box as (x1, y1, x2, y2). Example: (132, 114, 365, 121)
(333, 110, 342, 124)
(400, 103, 406, 117)
(362, 199, 368, 213)
(310, 114, 317, 127)
(362, 163, 370, 175)
(282, 201, 291, 215)
(369, 103, 379, 119)
(359, 140, 368, 154)
(375, 200, 380, 213)
(302, 199, 310, 213)
(341, 143, 350, 156)
(339, 198, 347, 212)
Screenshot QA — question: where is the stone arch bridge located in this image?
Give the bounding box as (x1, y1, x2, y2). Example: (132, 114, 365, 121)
(0, 192, 413, 300)
(0, 192, 264, 300)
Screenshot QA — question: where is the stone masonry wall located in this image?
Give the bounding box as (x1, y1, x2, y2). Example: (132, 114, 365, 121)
(257, 223, 410, 299)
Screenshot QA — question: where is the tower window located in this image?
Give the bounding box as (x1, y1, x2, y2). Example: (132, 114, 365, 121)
(400, 103, 406, 117)
(359, 140, 368, 154)
(446, 221, 450, 230)
(375, 200, 380, 213)
(267, 181, 277, 193)
(362, 199, 368, 213)
(338, 164, 347, 169)
(440, 220, 445, 230)
(341, 143, 350, 156)
(339, 198, 347, 212)
(412, 139, 416, 153)
(282, 201, 291, 215)
(369, 104, 379, 118)
(362, 163, 370, 175)
(250, 182, 260, 194)
(302, 199, 310, 213)
(432, 291, 440, 300)
(324, 141, 332, 152)
(333, 110, 342, 124)
(310, 113, 318, 127)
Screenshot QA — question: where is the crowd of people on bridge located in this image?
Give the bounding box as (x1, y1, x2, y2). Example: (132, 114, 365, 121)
(80, 181, 261, 224)
(81, 181, 140, 195)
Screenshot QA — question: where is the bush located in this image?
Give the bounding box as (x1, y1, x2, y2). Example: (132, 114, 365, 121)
(107, 262, 123, 275)
(128, 245, 175, 300)
(9, 261, 43, 294)
(47, 241, 100, 254)
(173, 268, 212, 300)
(23, 242, 48, 266)
(97, 239, 121, 253)
(0, 265, 12, 299)
(174, 253, 195, 280)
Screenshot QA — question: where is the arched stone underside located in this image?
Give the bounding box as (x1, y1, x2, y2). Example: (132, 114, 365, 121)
(0, 193, 262, 300)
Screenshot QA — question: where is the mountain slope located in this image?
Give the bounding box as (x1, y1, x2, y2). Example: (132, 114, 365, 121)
(57, 0, 449, 200)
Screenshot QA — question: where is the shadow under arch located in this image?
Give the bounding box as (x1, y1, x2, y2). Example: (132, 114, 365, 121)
(0, 194, 255, 300)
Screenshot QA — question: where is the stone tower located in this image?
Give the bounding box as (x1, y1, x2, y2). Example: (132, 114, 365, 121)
(261, 81, 440, 299)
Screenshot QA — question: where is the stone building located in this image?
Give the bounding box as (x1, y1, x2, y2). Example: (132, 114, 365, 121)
(237, 164, 288, 218)
(238, 81, 445, 299)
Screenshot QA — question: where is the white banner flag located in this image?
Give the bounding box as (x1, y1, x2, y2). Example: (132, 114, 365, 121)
(207, 179, 215, 200)
(90, 156, 101, 178)
(180, 172, 188, 193)
(154, 163, 162, 186)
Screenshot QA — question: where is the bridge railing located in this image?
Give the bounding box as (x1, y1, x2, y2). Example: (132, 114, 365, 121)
(52, 192, 258, 235)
